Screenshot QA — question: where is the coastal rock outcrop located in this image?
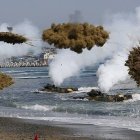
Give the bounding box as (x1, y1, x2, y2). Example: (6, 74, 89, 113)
(73, 89, 132, 102)
(86, 89, 132, 102)
(40, 84, 132, 102)
(41, 84, 78, 93)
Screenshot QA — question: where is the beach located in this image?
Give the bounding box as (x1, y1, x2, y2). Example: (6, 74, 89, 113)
(0, 117, 140, 140)
(1, 0, 140, 140)
(0, 117, 91, 140)
(0, 67, 140, 140)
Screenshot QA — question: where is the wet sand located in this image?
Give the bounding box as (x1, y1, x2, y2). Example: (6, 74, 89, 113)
(0, 117, 140, 140)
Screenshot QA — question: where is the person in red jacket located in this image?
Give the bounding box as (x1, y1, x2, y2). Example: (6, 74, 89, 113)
(34, 134, 38, 140)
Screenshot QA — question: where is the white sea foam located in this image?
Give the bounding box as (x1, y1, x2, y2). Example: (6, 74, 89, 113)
(14, 76, 49, 79)
(76, 87, 99, 93)
(3, 70, 23, 73)
(20, 104, 55, 111)
(132, 94, 140, 101)
(124, 94, 140, 102)
(17, 116, 140, 131)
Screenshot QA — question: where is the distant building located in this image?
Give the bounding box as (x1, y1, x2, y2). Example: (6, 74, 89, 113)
(42, 47, 57, 54)
(0, 48, 57, 68)
(44, 52, 55, 60)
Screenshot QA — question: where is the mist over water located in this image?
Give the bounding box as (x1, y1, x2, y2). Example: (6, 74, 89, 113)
(1, 67, 140, 131)
(0, 20, 42, 61)
(97, 7, 140, 92)
(49, 7, 140, 92)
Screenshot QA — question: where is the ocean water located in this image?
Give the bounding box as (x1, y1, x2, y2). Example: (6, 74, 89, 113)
(0, 67, 140, 131)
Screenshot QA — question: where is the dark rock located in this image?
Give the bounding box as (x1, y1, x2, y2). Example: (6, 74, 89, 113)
(87, 89, 104, 97)
(42, 84, 78, 93)
(73, 96, 86, 100)
(41, 85, 133, 102)
(86, 89, 132, 102)
(124, 94, 132, 100)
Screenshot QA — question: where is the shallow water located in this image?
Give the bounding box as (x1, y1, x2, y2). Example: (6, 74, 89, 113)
(0, 67, 140, 131)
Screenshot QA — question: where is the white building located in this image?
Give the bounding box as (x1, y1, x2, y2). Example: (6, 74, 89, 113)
(44, 52, 55, 60)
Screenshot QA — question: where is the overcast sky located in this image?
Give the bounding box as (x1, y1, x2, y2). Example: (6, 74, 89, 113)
(0, 0, 140, 29)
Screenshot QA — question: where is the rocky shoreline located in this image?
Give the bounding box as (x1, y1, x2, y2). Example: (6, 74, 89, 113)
(40, 84, 132, 102)
(86, 89, 132, 102)
(41, 84, 78, 93)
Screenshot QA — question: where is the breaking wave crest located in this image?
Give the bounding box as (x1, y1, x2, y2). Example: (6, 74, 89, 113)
(125, 94, 140, 102)
(76, 86, 98, 93)
(15, 76, 49, 79)
(19, 104, 55, 111)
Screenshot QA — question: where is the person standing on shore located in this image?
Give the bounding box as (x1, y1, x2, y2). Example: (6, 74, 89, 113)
(34, 134, 38, 140)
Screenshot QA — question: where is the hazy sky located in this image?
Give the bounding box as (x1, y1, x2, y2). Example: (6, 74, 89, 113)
(0, 0, 140, 29)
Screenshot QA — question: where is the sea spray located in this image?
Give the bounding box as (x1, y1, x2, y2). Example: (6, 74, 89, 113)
(97, 8, 140, 92)
(0, 20, 42, 61)
(49, 7, 140, 91)
(49, 47, 112, 86)
(97, 52, 130, 92)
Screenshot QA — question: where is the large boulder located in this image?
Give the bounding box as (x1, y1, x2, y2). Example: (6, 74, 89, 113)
(40, 85, 132, 102)
(87, 89, 132, 102)
(41, 84, 78, 93)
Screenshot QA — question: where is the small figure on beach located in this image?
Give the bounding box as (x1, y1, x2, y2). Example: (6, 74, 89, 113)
(34, 134, 39, 140)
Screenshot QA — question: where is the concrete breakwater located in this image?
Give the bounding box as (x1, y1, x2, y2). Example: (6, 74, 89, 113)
(0, 61, 48, 68)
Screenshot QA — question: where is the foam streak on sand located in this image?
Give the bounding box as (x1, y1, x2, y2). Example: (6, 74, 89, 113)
(18, 115, 140, 132)
(1, 116, 140, 140)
